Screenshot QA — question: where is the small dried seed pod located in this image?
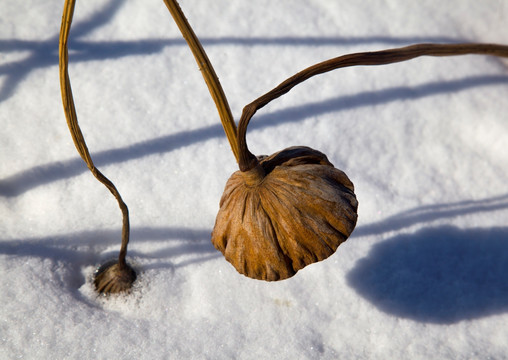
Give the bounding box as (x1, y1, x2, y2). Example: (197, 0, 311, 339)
(211, 146, 358, 281)
(94, 260, 137, 294)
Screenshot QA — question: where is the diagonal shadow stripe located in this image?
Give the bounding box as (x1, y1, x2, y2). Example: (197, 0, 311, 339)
(1, 74, 507, 197)
(0, 34, 473, 103)
(0, 0, 474, 103)
(354, 193, 508, 237)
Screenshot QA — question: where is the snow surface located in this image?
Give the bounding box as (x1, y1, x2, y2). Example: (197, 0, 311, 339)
(1, 0, 508, 359)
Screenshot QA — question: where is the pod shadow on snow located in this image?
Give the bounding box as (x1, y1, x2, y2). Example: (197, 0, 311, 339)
(347, 225, 508, 324)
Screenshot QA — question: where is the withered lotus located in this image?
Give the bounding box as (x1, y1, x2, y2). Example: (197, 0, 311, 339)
(163, 0, 359, 280)
(60, 0, 136, 293)
(211, 146, 358, 280)
(208, 43, 508, 280)
(164, 0, 508, 281)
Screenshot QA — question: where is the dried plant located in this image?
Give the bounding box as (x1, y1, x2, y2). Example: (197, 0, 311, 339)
(164, 0, 508, 280)
(59, 0, 136, 293)
(212, 146, 358, 280)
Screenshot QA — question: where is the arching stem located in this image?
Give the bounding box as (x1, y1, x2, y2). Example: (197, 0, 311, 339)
(162, 0, 240, 163)
(237, 43, 508, 172)
(59, 0, 130, 270)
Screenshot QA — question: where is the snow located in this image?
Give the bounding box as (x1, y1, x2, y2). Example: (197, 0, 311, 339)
(1, 0, 508, 358)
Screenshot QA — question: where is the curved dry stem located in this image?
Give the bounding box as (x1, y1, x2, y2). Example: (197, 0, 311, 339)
(237, 43, 508, 171)
(59, 0, 130, 270)
(162, 0, 239, 162)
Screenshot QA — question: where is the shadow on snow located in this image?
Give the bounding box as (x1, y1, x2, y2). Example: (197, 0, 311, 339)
(0, 0, 476, 103)
(1, 193, 508, 323)
(2, 73, 507, 197)
(347, 195, 508, 324)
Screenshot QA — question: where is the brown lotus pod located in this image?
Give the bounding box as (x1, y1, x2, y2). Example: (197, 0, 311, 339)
(211, 146, 358, 281)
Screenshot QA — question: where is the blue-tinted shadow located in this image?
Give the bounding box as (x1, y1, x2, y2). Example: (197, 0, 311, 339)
(2, 74, 507, 197)
(347, 225, 508, 324)
(0, 0, 477, 104)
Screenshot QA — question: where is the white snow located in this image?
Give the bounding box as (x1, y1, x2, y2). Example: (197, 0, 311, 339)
(1, 0, 508, 359)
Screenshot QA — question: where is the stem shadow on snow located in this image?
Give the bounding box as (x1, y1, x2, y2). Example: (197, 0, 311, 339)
(2, 74, 507, 197)
(0, 0, 469, 106)
(0, 0, 127, 103)
(2, 1, 507, 196)
(1, 193, 507, 318)
(4, 0, 498, 106)
(0, 226, 217, 296)
(0, 226, 216, 268)
(347, 196, 508, 324)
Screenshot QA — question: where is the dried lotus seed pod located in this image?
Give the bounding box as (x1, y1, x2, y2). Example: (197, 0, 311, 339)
(211, 146, 358, 281)
(94, 260, 137, 294)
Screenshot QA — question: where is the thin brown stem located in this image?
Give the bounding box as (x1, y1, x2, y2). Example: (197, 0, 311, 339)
(161, 0, 240, 162)
(237, 43, 508, 171)
(59, 0, 130, 269)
